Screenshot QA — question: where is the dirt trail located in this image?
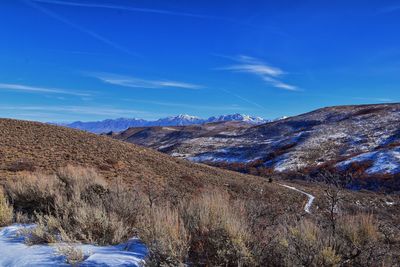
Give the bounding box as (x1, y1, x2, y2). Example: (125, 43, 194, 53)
(278, 184, 315, 214)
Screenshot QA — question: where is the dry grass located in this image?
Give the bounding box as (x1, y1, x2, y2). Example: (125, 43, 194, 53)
(0, 118, 277, 204)
(138, 191, 253, 266)
(139, 206, 189, 266)
(2, 166, 398, 266)
(56, 244, 85, 266)
(6, 166, 143, 245)
(0, 118, 398, 265)
(0, 187, 13, 226)
(264, 213, 386, 267)
(338, 214, 379, 247)
(182, 191, 253, 266)
(24, 214, 63, 245)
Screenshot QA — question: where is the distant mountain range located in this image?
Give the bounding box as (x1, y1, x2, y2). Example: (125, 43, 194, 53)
(62, 114, 268, 133)
(112, 104, 400, 192)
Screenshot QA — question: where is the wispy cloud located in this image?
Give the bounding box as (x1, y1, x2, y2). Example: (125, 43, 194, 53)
(32, 0, 213, 19)
(24, 0, 138, 56)
(0, 105, 160, 118)
(0, 105, 166, 121)
(88, 73, 202, 90)
(0, 83, 90, 96)
(218, 55, 298, 91)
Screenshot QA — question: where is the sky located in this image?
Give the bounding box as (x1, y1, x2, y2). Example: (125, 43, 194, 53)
(1, 0, 400, 122)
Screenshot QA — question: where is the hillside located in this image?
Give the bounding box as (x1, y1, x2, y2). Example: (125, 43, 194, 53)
(0, 118, 302, 207)
(113, 103, 400, 191)
(0, 120, 399, 266)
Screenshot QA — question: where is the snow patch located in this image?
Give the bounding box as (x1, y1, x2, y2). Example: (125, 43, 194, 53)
(0, 224, 147, 267)
(337, 147, 400, 174)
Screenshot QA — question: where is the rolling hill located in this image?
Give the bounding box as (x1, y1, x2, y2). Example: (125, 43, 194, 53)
(0, 118, 302, 209)
(112, 103, 400, 191)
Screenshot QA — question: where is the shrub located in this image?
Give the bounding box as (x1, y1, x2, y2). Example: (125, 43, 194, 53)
(182, 191, 254, 266)
(5, 173, 58, 214)
(5, 166, 144, 245)
(7, 160, 36, 172)
(139, 206, 189, 266)
(56, 244, 85, 265)
(0, 187, 13, 226)
(24, 213, 63, 245)
(279, 219, 323, 266)
(335, 214, 380, 265)
(269, 214, 383, 267)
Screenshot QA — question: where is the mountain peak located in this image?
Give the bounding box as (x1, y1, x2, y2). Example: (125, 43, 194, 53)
(63, 113, 268, 133)
(207, 114, 267, 124)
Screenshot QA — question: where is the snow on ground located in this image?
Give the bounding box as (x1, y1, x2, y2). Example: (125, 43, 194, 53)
(337, 147, 400, 174)
(0, 224, 147, 267)
(189, 153, 251, 164)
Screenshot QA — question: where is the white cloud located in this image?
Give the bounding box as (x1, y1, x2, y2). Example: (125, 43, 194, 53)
(0, 105, 165, 122)
(0, 105, 152, 117)
(219, 55, 299, 91)
(89, 73, 202, 90)
(0, 83, 90, 96)
(262, 77, 298, 91)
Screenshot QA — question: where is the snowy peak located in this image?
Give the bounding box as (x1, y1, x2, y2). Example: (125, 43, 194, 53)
(155, 114, 204, 126)
(113, 103, 400, 192)
(62, 113, 268, 133)
(207, 113, 267, 124)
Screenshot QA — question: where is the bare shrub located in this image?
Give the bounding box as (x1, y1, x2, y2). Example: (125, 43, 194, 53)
(24, 214, 64, 245)
(0, 187, 13, 226)
(336, 214, 380, 265)
(182, 191, 254, 266)
(56, 244, 85, 265)
(270, 214, 383, 267)
(55, 204, 130, 245)
(6, 165, 144, 245)
(139, 205, 189, 266)
(279, 219, 324, 266)
(5, 173, 58, 214)
(104, 179, 146, 226)
(7, 160, 36, 172)
(14, 211, 32, 224)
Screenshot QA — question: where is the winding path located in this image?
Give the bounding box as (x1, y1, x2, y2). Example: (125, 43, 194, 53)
(278, 184, 315, 214)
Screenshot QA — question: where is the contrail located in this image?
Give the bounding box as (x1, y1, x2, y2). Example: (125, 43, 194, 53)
(220, 88, 266, 110)
(31, 0, 216, 19)
(30, 0, 287, 37)
(23, 0, 138, 57)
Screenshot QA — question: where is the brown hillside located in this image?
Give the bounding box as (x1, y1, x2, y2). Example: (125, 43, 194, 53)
(0, 118, 302, 209)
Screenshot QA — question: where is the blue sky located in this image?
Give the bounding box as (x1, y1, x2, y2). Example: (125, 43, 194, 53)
(1, 0, 400, 122)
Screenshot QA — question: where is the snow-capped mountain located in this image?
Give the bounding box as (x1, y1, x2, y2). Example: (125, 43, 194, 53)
(113, 104, 400, 192)
(153, 114, 204, 126)
(62, 114, 267, 133)
(207, 114, 267, 124)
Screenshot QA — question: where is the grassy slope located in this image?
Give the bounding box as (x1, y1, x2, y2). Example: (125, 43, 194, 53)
(0, 118, 303, 210)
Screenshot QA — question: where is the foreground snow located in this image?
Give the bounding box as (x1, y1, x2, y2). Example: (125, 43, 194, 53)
(0, 224, 147, 267)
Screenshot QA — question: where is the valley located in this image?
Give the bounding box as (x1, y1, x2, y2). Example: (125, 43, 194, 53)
(112, 103, 400, 192)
